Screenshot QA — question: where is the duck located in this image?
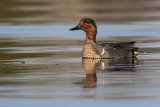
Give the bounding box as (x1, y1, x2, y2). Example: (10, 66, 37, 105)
(70, 18, 139, 59)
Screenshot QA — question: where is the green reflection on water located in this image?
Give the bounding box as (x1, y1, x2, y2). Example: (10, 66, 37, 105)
(0, 0, 48, 24)
(1, 0, 160, 24)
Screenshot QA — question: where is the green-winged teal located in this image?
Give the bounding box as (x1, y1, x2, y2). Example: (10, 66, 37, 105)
(70, 18, 139, 59)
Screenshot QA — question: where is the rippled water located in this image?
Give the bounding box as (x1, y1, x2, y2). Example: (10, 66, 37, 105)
(1, 24, 160, 107)
(1, 0, 160, 107)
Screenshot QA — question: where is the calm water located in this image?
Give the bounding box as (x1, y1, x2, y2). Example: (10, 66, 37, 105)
(1, 0, 160, 107)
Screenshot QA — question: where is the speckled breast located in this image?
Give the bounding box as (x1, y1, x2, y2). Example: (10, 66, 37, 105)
(82, 43, 100, 58)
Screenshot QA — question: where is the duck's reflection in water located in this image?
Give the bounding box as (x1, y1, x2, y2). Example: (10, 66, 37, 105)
(82, 59, 98, 88)
(81, 58, 138, 88)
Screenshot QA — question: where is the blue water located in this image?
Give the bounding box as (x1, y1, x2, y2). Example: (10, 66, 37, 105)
(1, 21, 160, 39)
(0, 21, 160, 107)
(1, 99, 160, 107)
(1, 0, 160, 106)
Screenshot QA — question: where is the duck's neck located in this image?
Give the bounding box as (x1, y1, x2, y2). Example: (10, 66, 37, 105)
(86, 31, 97, 42)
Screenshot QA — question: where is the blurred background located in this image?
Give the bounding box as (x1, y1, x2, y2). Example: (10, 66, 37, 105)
(1, 0, 160, 25)
(1, 0, 160, 107)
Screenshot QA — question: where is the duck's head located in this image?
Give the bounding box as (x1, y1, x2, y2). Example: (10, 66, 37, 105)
(70, 18, 97, 42)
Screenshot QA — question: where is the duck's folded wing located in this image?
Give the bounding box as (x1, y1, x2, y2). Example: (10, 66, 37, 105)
(103, 41, 135, 50)
(98, 41, 138, 57)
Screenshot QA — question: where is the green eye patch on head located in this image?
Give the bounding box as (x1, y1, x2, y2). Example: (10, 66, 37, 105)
(83, 18, 97, 29)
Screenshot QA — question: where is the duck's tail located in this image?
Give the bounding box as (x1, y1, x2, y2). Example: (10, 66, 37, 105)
(131, 47, 139, 56)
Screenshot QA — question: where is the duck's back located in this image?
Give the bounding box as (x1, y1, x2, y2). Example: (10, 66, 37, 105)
(82, 41, 139, 59)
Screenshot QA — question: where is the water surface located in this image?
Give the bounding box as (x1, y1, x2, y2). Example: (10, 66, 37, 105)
(1, 0, 160, 107)
(1, 24, 160, 107)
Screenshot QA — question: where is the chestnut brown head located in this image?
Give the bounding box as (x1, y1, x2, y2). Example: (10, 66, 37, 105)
(70, 18, 97, 33)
